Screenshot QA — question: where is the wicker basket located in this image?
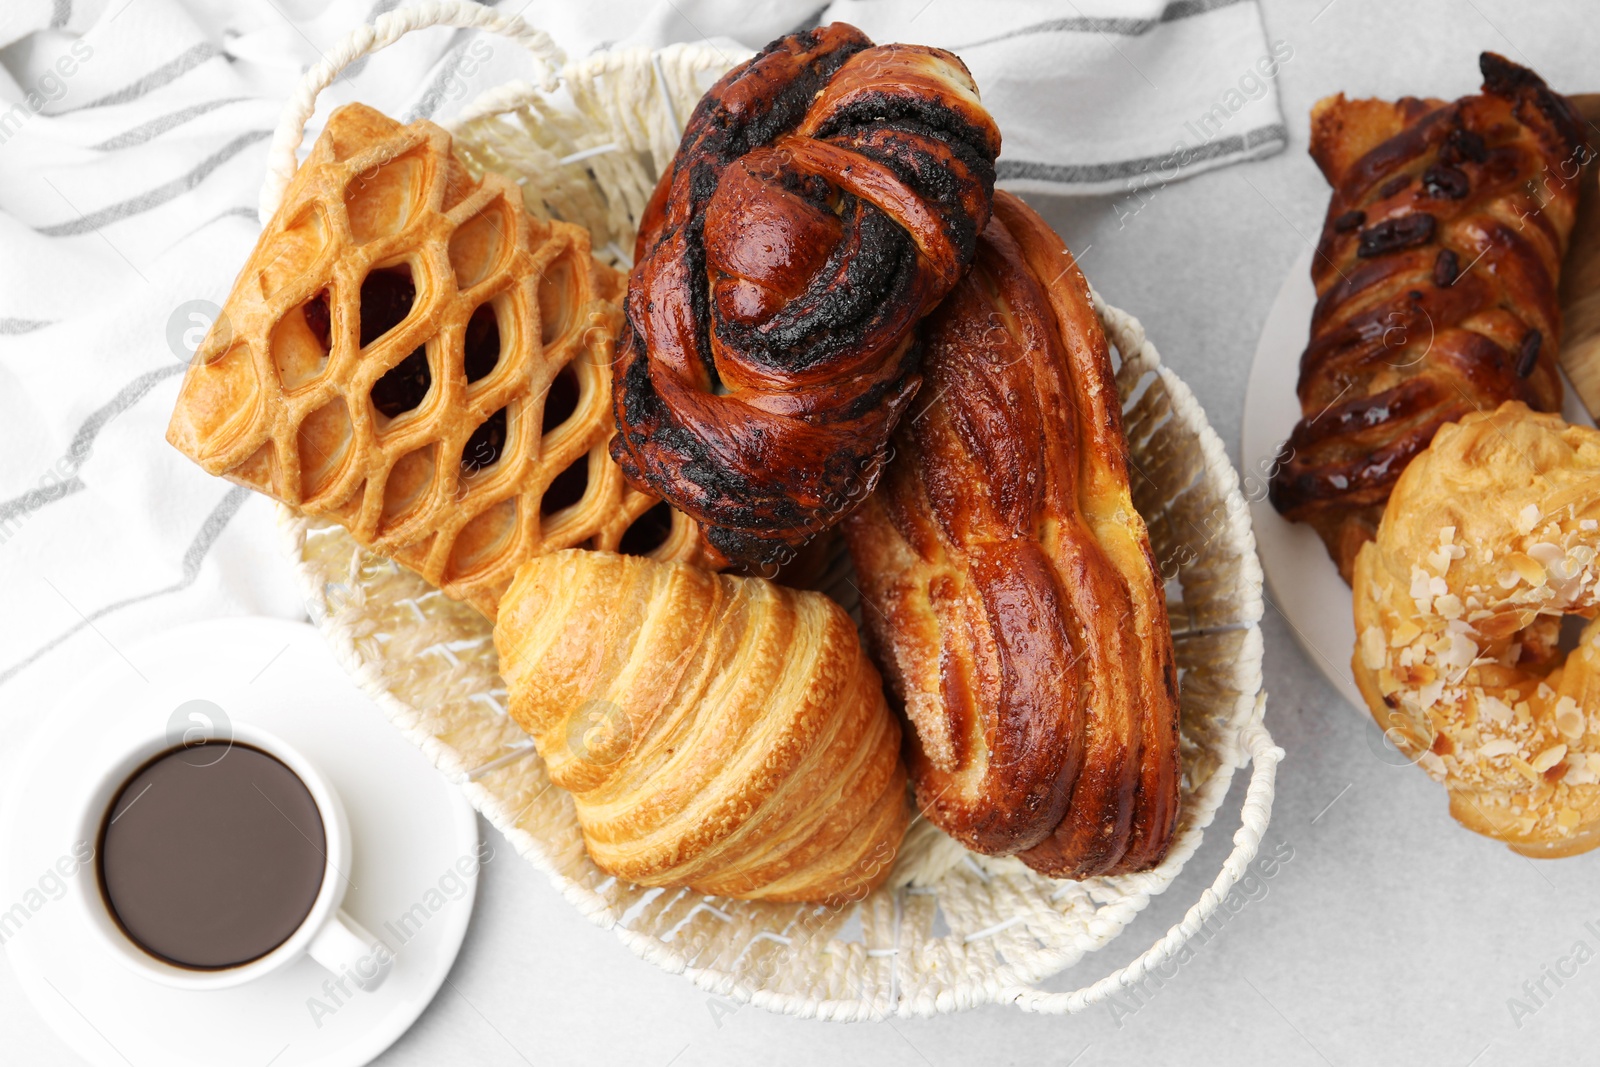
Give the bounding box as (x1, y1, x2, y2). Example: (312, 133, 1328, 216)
(267, 1, 1280, 1020)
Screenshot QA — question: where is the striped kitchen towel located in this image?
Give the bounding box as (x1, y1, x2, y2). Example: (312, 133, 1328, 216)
(0, 0, 1283, 750)
(824, 0, 1291, 195)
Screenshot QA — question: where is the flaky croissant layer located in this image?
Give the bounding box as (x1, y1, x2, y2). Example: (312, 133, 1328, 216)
(493, 550, 909, 902)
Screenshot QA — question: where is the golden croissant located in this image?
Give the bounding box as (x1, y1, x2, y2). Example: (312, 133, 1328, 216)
(493, 550, 909, 901)
(1352, 402, 1600, 857)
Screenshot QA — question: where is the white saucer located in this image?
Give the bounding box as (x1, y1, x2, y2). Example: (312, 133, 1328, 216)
(0, 617, 481, 1067)
(1241, 248, 1596, 715)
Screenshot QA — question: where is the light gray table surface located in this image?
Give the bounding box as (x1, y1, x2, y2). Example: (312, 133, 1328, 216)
(6, 1, 1600, 1064)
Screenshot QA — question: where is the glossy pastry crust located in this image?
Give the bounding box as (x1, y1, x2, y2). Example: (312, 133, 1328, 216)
(1351, 402, 1600, 858)
(165, 103, 711, 618)
(610, 22, 1001, 569)
(493, 550, 909, 902)
(842, 192, 1181, 878)
(1269, 52, 1588, 582)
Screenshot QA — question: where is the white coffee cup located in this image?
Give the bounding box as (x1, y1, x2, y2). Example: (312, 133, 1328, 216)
(70, 720, 392, 993)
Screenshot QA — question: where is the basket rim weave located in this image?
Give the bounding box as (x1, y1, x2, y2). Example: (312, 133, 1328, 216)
(261, 0, 1281, 1020)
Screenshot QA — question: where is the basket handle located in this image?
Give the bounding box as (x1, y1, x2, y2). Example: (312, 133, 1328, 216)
(1006, 700, 1283, 1014)
(258, 0, 566, 222)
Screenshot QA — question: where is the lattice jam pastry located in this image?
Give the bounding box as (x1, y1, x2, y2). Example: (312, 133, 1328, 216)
(167, 103, 709, 616)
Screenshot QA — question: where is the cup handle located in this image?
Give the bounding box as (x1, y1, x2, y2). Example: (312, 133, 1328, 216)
(307, 909, 392, 992)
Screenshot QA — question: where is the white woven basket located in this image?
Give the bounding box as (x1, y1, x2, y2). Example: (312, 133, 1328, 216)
(266, 1, 1280, 1020)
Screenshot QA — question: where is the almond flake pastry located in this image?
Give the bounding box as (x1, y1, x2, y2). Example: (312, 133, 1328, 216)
(166, 103, 711, 617)
(1353, 401, 1600, 856)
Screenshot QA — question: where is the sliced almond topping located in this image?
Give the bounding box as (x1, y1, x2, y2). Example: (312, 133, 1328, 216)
(1508, 553, 1548, 587)
(1479, 738, 1518, 757)
(1411, 567, 1433, 601)
(1405, 663, 1439, 685)
(1480, 694, 1513, 725)
(1563, 759, 1598, 786)
(1517, 503, 1542, 535)
(1436, 633, 1477, 677)
(1528, 542, 1565, 568)
(1509, 755, 1542, 783)
(1530, 744, 1568, 773)
(1360, 627, 1387, 671)
(1390, 619, 1422, 646)
(1435, 593, 1464, 620)
(1557, 808, 1581, 832)
(1555, 697, 1584, 740)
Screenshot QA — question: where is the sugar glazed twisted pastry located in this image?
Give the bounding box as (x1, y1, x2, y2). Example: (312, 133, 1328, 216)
(611, 23, 1002, 568)
(843, 193, 1181, 877)
(1269, 53, 1588, 582)
(493, 550, 908, 902)
(1352, 403, 1600, 858)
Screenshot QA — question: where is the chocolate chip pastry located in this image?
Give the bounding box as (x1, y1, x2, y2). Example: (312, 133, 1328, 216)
(1269, 53, 1589, 582)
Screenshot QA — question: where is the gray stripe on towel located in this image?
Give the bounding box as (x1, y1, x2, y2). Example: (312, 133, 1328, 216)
(74, 42, 222, 110)
(0, 363, 184, 525)
(38, 130, 270, 236)
(0, 318, 53, 335)
(343, 0, 407, 81)
(996, 122, 1286, 185)
(955, 0, 1249, 47)
(0, 487, 249, 687)
(91, 98, 247, 151)
(0, 476, 84, 526)
(402, 37, 472, 123)
(400, 0, 506, 121)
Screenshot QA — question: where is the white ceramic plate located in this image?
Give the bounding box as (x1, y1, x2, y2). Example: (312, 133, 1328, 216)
(0, 617, 480, 1067)
(1242, 248, 1596, 715)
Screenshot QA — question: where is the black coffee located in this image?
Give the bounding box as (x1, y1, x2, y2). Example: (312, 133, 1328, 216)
(98, 742, 327, 969)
